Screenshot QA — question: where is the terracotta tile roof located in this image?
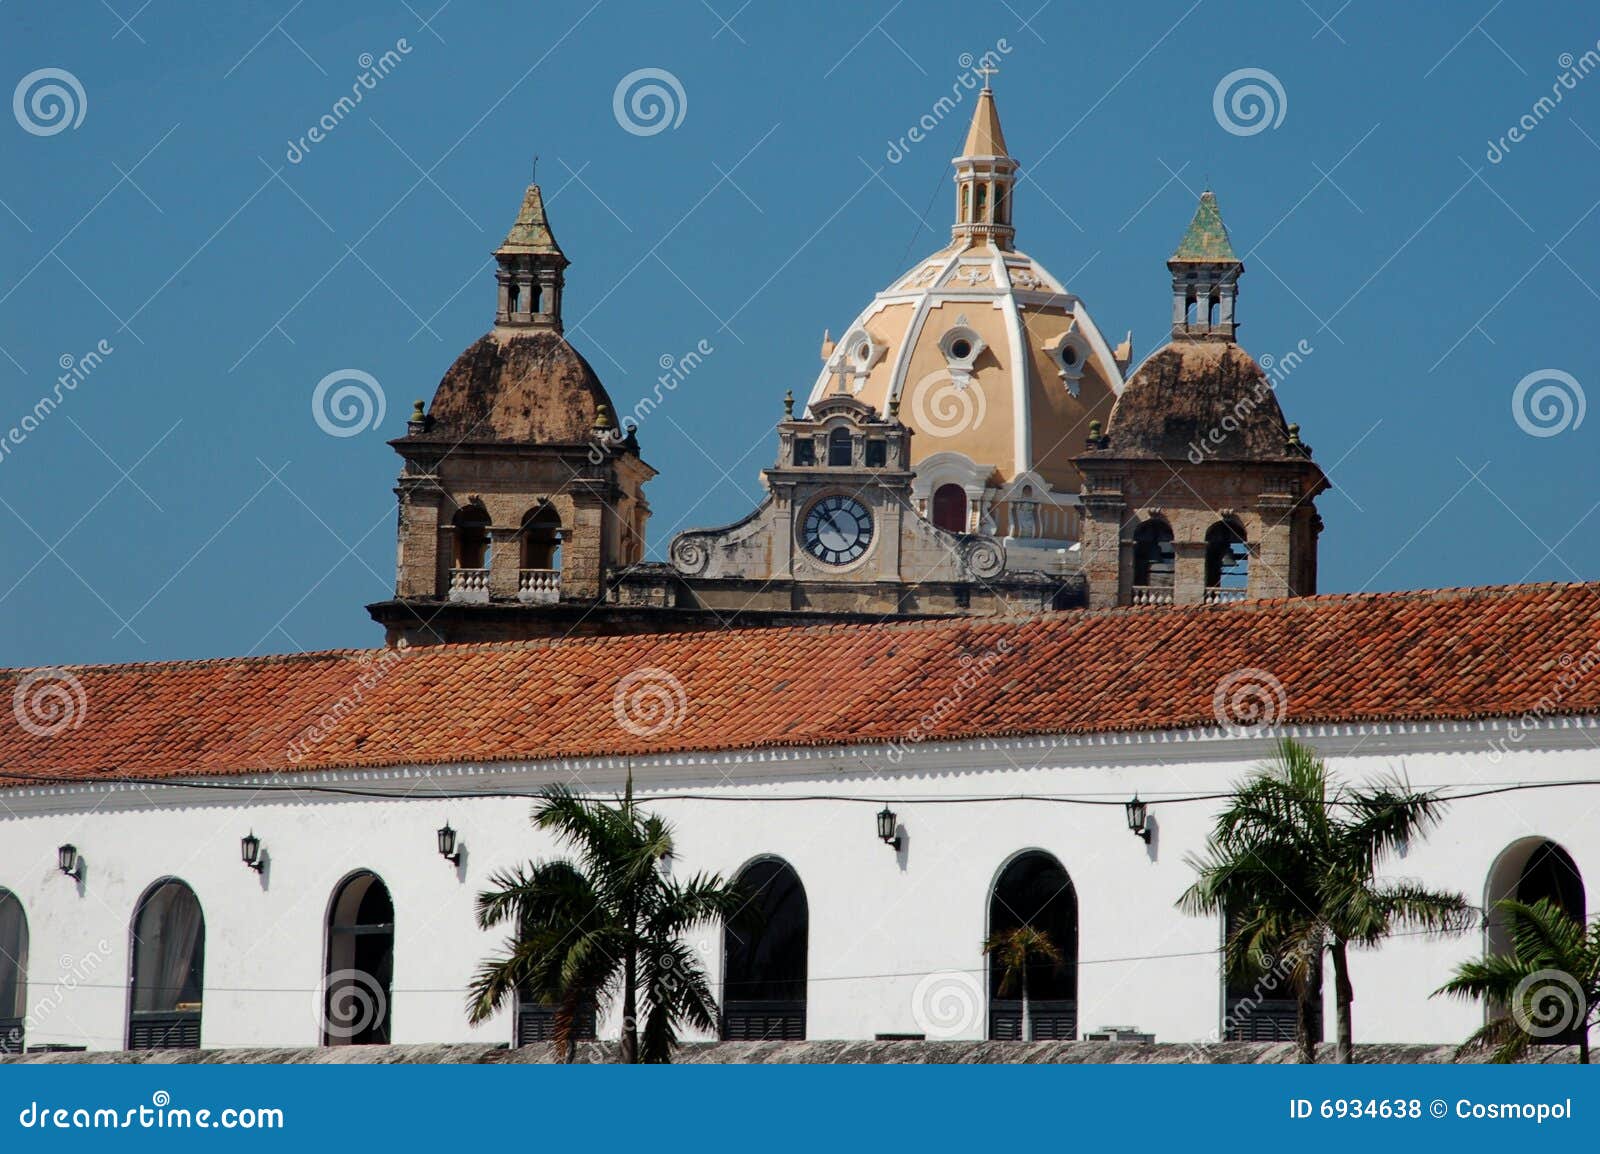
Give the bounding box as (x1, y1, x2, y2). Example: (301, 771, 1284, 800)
(2, 582, 1598, 786)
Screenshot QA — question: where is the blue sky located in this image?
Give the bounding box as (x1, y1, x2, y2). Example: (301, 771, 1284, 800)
(1, 0, 1597, 665)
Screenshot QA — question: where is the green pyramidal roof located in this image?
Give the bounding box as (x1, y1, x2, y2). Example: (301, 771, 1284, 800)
(496, 184, 565, 258)
(1170, 190, 1239, 263)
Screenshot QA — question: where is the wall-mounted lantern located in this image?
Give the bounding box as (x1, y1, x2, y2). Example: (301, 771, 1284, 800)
(877, 805, 902, 851)
(1125, 796, 1151, 843)
(241, 831, 265, 872)
(437, 822, 461, 865)
(57, 843, 81, 880)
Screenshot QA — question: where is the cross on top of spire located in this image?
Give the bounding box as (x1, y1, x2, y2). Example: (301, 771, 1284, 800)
(976, 61, 998, 89)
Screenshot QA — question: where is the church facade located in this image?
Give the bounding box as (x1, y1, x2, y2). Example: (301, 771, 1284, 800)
(370, 83, 1322, 647)
(0, 86, 1594, 1060)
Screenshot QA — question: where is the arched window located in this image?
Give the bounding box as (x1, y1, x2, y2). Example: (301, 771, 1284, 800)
(988, 852, 1077, 1040)
(0, 890, 27, 1054)
(128, 879, 204, 1050)
(827, 427, 854, 467)
(1486, 839, 1585, 958)
(1484, 839, 1585, 1044)
(325, 871, 394, 1046)
(1132, 519, 1175, 590)
(932, 484, 968, 533)
(520, 503, 562, 571)
(722, 858, 808, 1040)
(1204, 519, 1249, 595)
(1221, 907, 1321, 1042)
(452, 505, 492, 570)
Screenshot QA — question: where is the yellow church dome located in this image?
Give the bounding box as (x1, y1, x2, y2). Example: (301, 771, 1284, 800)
(802, 84, 1129, 546)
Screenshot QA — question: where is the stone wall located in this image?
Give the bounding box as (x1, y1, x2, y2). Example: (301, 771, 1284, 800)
(2, 1040, 1577, 1065)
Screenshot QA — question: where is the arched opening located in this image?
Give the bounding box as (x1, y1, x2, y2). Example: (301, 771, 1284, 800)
(325, 871, 394, 1046)
(1204, 519, 1249, 599)
(975, 182, 989, 221)
(1484, 839, 1585, 1043)
(1132, 519, 1175, 597)
(452, 505, 492, 570)
(827, 427, 853, 467)
(520, 504, 562, 571)
(0, 890, 27, 1054)
(1486, 839, 1585, 958)
(988, 851, 1077, 1040)
(932, 484, 968, 534)
(128, 879, 204, 1050)
(722, 858, 808, 1040)
(1220, 907, 1321, 1042)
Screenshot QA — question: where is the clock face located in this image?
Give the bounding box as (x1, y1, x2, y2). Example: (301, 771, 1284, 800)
(802, 494, 873, 566)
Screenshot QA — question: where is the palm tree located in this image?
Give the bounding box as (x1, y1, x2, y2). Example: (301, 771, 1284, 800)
(467, 776, 746, 1063)
(1435, 897, 1598, 1064)
(984, 925, 1064, 1042)
(1179, 738, 1473, 1063)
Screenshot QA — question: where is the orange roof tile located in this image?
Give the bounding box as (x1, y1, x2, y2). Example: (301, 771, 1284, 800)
(2, 582, 1598, 786)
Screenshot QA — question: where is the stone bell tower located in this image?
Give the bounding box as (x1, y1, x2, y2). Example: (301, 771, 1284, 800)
(366, 181, 654, 645)
(1075, 191, 1327, 610)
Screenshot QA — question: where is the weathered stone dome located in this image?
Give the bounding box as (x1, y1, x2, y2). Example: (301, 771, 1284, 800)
(1103, 339, 1293, 460)
(424, 329, 615, 443)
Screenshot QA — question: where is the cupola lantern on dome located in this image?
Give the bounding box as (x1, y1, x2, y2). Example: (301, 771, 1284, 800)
(494, 181, 568, 331)
(951, 73, 1017, 250)
(1168, 190, 1242, 341)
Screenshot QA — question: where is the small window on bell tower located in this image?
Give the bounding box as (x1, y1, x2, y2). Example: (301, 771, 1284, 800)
(828, 427, 853, 467)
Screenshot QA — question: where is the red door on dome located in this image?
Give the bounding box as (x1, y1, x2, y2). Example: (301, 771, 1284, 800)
(932, 484, 968, 534)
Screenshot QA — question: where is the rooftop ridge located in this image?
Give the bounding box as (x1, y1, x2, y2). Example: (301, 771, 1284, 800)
(7, 580, 1597, 677)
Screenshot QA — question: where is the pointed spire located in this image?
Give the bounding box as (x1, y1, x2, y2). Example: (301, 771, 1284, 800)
(493, 181, 568, 331)
(1171, 190, 1238, 263)
(960, 86, 1009, 159)
(495, 183, 566, 260)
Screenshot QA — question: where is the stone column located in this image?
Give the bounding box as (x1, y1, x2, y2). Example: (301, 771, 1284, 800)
(395, 485, 442, 598)
(1078, 491, 1125, 609)
(488, 527, 520, 601)
(1173, 541, 1207, 605)
(562, 500, 605, 599)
